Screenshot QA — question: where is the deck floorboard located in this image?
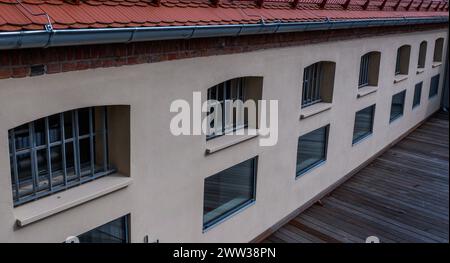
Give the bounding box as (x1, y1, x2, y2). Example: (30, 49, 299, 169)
(263, 111, 449, 243)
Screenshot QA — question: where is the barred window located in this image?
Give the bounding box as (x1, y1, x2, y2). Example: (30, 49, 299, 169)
(301, 61, 335, 108)
(433, 38, 444, 63)
(358, 52, 381, 88)
(395, 45, 411, 75)
(206, 77, 262, 140)
(9, 107, 113, 206)
(418, 41, 427, 69)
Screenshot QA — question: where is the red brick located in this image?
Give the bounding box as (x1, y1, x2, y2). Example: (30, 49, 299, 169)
(11, 66, 30, 78)
(61, 62, 78, 72)
(46, 63, 61, 74)
(0, 68, 12, 79)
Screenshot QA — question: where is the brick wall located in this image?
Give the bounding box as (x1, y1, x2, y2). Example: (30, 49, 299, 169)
(0, 23, 447, 79)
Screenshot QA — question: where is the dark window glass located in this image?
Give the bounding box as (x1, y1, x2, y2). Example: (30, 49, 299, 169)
(8, 107, 111, 206)
(203, 157, 257, 229)
(429, 74, 440, 98)
(78, 215, 129, 243)
(395, 49, 401, 75)
(413, 82, 423, 108)
(418, 41, 427, 69)
(390, 90, 406, 122)
(296, 125, 329, 176)
(353, 105, 375, 144)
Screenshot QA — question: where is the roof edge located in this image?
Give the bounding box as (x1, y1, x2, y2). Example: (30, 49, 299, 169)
(0, 17, 448, 50)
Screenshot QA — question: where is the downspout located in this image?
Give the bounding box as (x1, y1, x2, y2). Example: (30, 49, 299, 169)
(0, 17, 448, 50)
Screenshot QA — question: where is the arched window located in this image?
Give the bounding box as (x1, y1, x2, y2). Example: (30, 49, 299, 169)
(301, 61, 336, 108)
(206, 77, 263, 140)
(358, 51, 381, 88)
(433, 38, 444, 63)
(395, 45, 411, 75)
(418, 41, 427, 69)
(9, 106, 130, 206)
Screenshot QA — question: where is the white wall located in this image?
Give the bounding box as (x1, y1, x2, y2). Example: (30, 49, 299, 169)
(0, 28, 447, 242)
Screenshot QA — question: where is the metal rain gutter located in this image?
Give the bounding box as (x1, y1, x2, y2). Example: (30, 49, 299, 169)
(0, 16, 448, 50)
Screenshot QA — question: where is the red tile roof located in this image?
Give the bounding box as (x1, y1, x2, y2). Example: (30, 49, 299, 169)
(0, 0, 448, 32)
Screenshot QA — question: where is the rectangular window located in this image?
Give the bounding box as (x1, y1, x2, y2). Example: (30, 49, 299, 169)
(296, 125, 329, 177)
(302, 62, 323, 108)
(390, 90, 406, 122)
(9, 107, 113, 206)
(429, 74, 440, 98)
(353, 105, 375, 144)
(203, 157, 257, 230)
(413, 82, 423, 108)
(358, 53, 370, 88)
(77, 215, 129, 243)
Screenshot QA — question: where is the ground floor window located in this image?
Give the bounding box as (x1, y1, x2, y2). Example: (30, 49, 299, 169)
(390, 90, 406, 122)
(429, 74, 440, 98)
(296, 125, 329, 177)
(77, 215, 129, 243)
(203, 157, 257, 230)
(353, 105, 375, 144)
(413, 82, 423, 108)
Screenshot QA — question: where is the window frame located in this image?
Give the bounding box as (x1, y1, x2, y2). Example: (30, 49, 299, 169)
(352, 105, 376, 145)
(302, 62, 324, 108)
(390, 90, 406, 123)
(417, 41, 427, 69)
(296, 125, 330, 177)
(76, 214, 130, 243)
(429, 74, 440, 98)
(358, 53, 371, 88)
(8, 107, 114, 206)
(413, 82, 423, 109)
(202, 156, 258, 231)
(206, 78, 247, 140)
(433, 38, 444, 63)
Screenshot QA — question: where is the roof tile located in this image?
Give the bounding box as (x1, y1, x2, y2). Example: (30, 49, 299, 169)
(0, 0, 447, 32)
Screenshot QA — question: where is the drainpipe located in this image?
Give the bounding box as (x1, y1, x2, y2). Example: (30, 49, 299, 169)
(0, 17, 448, 50)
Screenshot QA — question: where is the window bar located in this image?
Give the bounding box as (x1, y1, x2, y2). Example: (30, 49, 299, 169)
(102, 107, 108, 172)
(29, 122, 38, 196)
(74, 110, 81, 183)
(315, 63, 321, 102)
(10, 130, 20, 201)
(44, 117, 53, 191)
(305, 67, 310, 105)
(222, 81, 227, 135)
(308, 66, 313, 104)
(60, 113, 68, 186)
(89, 108, 95, 178)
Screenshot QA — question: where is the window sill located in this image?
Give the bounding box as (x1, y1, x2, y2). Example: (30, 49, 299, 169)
(205, 128, 259, 154)
(416, 68, 425, 74)
(357, 86, 378, 98)
(393, 74, 408, 84)
(14, 174, 132, 227)
(300, 102, 332, 120)
(432, 62, 443, 68)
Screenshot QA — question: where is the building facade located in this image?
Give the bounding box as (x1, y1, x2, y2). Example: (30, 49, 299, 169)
(0, 0, 448, 242)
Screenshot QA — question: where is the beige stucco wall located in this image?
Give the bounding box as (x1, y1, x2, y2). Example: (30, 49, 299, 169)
(0, 28, 447, 243)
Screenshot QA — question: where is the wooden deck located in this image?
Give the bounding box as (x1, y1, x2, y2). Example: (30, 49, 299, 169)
(264, 112, 449, 243)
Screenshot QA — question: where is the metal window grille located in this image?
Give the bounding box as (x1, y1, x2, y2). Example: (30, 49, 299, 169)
(302, 62, 323, 108)
(358, 53, 370, 88)
(395, 49, 401, 75)
(418, 42, 427, 68)
(206, 78, 247, 140)
(9, 107, 113, 206)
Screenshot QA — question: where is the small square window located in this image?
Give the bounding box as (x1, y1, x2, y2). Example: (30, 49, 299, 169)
(353, 105, 375, 144)
(390, 90, 406, 122)
(296, 125, 329, 177)
(413, 82, 422, 109)
(203, 157, 257, 230)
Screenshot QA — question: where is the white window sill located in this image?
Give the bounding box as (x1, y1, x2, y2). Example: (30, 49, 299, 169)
(205, 128, 259, 154)
(432, 62, 443, 68)
(416, 68, 425, 74)
(357, 85, 378, 98)
(14, 174, 132, 227)
(300, 102, 332, 120)
(393, 74, 408, 84)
